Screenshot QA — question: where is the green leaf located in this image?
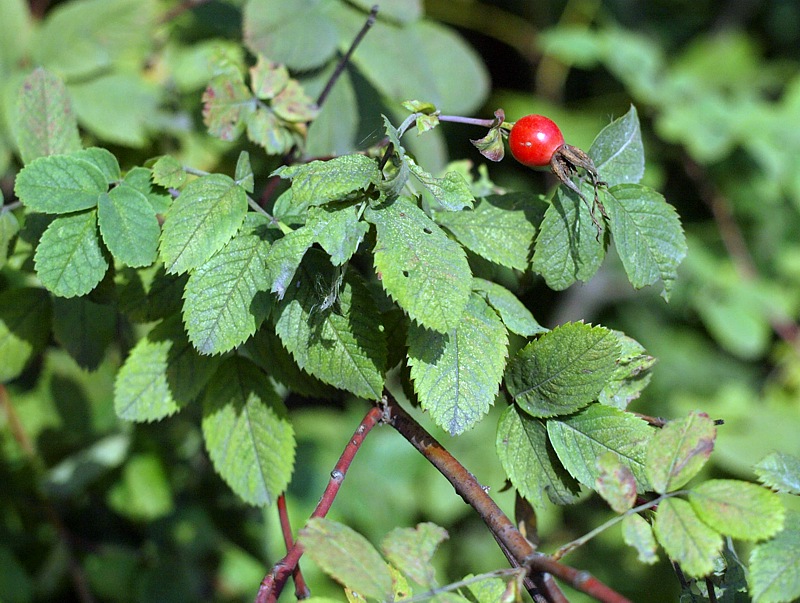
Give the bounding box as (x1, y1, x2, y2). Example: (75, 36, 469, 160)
(307, 205, 369, 266)
(0, 287, 52, 382)
(595, 451, 637, 513)
(202, 357, 295, 506)
(183, 215, 273, 355)
(622, 514, 659, 564)
(159, 174, 247, 275)
(547, 404, 653, 492)
(244, 0, 338, 71)
(273, 251, 386, 399)
(597, 331, 656, 409)
(505, 322, 620, 418)
(115, 316, 221, 422)
(272, 79, 319, 123)
(264, 226, 315, 299)
(408, 293, 508, 435)
(749, 509, 800, 603)
(97, 186, 160, 268)
(754, 452, 800, 495)
(201, 71, 253, 142)
(235, 151, 254, 193)
(471, 278, 546, 337)
(381, 523, 448, 588)
(52, 296, 116, 371)
(603, 184, 687, 300)
(107, 453, 174, 521)
(273, 155, 380, 207)
(0, 210, 20, 269)
(299, 518, 393, 601)
(653, 497, 722, 578)
(15, 67, 81, 164)
(408, 158, 474, 211)
(14, 154, 106, 214)
(34, 210, 108, 297)
(151, 155, 187, 189)
(249, 56, 289, 99)
(496, 405, 581, 508)
(73, 148, 121, 184)
(689, 480, 785, 541)
(245, 107, 295, 155)
(589, 105, 645, 186)
(366, 196, 471, 333)
(531, 189, 605, 290)
(434, 193, 540, 271)
(646, 410, 716, 494)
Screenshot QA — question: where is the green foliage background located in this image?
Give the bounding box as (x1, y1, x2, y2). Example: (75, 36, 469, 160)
(1, 0, 799, 602)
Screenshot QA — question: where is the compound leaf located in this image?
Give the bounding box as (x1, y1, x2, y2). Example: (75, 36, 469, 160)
(505, 322, 620, 418)
(159, 174, 247, 275)
(496, 405, 581, 509)
(367, 196, 471, 333)
(34, 210, 108, 297)
(202, 356, 295, 506)
(299, 518, 393, 601)
(408, 293, 507, 435)
(273, 251, 386, 399)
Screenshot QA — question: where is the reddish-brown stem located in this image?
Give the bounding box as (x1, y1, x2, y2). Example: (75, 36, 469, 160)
(254, 404, 385, 603)
(382, 393, 633, 603)
(276, 493, 310, 599)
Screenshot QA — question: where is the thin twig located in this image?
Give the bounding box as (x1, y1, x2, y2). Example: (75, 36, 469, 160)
(276, 494, 310, 599)
(382, 393, 632, 603)
(316, 5, 379, 108)
(254, 404, 385, 603)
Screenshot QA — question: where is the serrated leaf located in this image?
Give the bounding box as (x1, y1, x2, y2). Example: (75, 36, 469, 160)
(689, 480, 785, 541)
(273, 155, 380, 207)
(749, 509, 800, 603)
(435, 193, 540, 271)
(595, 451, 638, 513)
(654, 497, 722, 578)
(366, 197, 471, 333)
(531, 189, 605, 290)
(246, 106, 296, 155)
(604, 184, 687, 300)
(273, 251, 386, 399)
(589, 105, 645, 186)
(496, 405, 581, 508)
(235, 151, 254, 193)
(97, 186, 159, 268)
(0, 287, 52, 382)
(754, 452, 800, 495)
(381, 523, 448, 588)
(505, 322, 620, 418)
(202, 357, 295, 506)
(151, 155, 187, 189)
(34, 210, 108, 297)
(183, 216, 273, 355)
(622, 514, 659, 564)
(598, 331, 656, 409)
(299, 518, 393, 601)
(71, 147, 121, 184)
(307, 205, 369, 266)
(52, 296, 116, 371)
(115, 316, 221, 422)
(408, 293, 507, 435)
(249, 56, 289, 99)
(472, 278, 546, 337)
(547, 404, 653, 492)
(265, 226, 315, 300)
(15, 67, 81, 164)
(646, 410, 716, 494)
(159, 174, 247, 274)
(201, 71, 253, 141)
(408, 158, 474, 211)
(15, 154, 106, 214)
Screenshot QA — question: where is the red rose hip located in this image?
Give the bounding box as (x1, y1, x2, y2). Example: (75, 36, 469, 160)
(508, 114, 565, 168)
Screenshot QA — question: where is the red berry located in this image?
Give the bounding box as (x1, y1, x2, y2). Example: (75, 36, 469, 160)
(508, 114, 565, 168)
